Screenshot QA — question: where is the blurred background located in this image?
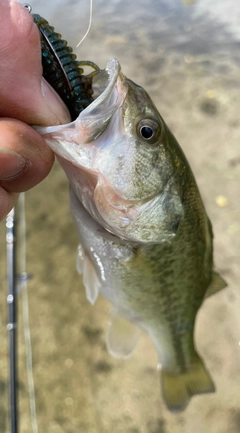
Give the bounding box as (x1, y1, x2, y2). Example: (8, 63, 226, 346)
(0, 0, 240, 431)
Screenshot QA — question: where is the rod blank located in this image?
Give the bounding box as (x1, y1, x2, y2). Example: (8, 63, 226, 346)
(6, 208, 18, 433)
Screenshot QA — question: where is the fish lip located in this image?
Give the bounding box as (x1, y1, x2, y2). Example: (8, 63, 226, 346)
(83, 58, 122, 116)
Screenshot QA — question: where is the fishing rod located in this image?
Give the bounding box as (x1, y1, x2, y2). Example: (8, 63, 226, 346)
(6, 196, 38, 433)
(6, 207, 18, 433)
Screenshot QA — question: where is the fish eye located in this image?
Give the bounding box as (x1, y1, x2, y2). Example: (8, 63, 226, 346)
(141, 126, 154, 139)
(137, 118, 161, 145)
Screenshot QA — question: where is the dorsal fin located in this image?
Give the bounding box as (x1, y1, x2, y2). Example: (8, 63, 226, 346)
(205, 271, 227, 299)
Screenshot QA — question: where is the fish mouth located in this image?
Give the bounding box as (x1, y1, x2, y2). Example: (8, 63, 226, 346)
(82, 58, 123, 116)
(34, 58, 126, 168)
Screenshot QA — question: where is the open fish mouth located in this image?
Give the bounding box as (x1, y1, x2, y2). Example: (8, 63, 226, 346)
(34, 58, 126, 170)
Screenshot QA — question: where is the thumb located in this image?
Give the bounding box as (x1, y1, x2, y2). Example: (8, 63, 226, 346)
(0, 0, 70, 126)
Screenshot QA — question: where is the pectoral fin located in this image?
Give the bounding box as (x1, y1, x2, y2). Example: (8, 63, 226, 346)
(76, 245, 100, 304)
(160, 356, 215, 412)
(76, 244, 84, 275)
(106, 308, 141, 359)
(83, 255, 101, 305)
(205, 271, 227, 299)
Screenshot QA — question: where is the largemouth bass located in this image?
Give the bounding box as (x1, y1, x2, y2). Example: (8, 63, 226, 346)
(37, 58, 226, 411)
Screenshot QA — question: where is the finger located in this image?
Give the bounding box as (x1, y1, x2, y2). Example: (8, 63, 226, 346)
(0, 0, 71, 126)
(0, 119, 55, 193)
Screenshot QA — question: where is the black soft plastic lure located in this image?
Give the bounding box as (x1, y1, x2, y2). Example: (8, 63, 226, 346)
(25, 5, 100, 120)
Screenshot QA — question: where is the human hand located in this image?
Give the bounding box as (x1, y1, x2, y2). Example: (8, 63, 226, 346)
(0, 0, 71, 220)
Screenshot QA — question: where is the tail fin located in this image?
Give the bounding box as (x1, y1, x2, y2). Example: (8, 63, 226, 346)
(160, 357, 215, 412)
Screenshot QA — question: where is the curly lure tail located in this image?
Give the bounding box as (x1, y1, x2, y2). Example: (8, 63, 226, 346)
(32, 12, 100, 120)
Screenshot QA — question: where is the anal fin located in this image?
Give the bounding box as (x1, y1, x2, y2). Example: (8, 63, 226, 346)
(106, 308, 141, 359)
(160, 356, 215, 412)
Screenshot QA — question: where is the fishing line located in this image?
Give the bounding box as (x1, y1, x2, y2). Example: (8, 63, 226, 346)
(76, 0, 93, 47)
(18, 193, 38, 433)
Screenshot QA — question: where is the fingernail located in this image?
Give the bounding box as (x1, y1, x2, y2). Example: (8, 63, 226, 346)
(0, 148, 26, 180)
(41, 78, 71, 124)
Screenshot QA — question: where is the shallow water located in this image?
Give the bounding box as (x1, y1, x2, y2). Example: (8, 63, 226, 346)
(0, 0, 240, 432)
